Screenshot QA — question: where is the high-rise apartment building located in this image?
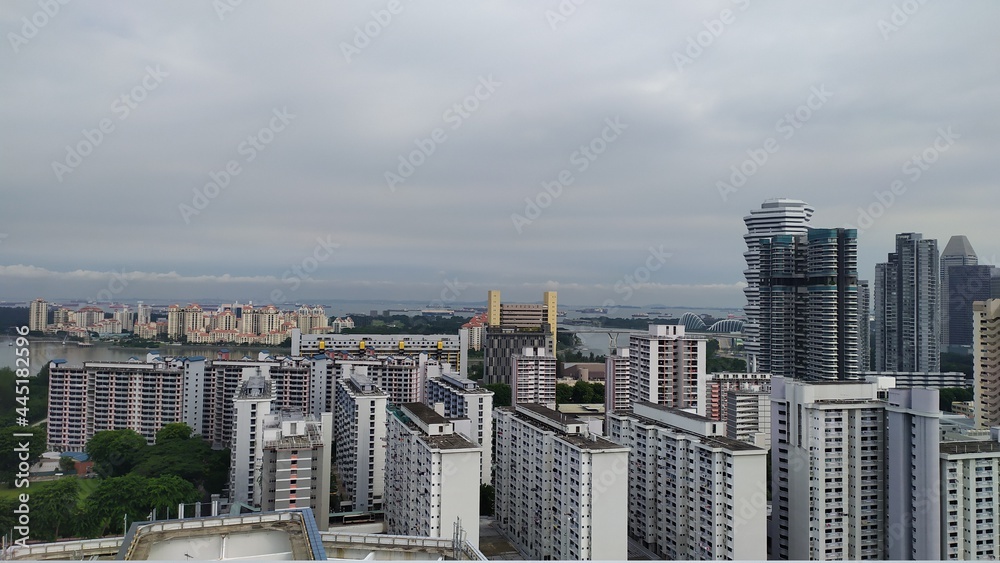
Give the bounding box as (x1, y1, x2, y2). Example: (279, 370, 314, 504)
(75, 306, 105, 329)
(604, 347, 631, 414)
(113, 305, 134, 333)
(753, 227, 859, 380)
(875, 233, 940, 373)
(885, 387, 941, 560)
(229, 376, 274, 508)
(606, 402, 767, 560)
(725, 391, 771, 448)
(46, 352, 334, 452)
(259, 411, 333, 530)
(743, 199, 815, 372)
(974, 299, 1000, 429)
(629, 325, 706, 415)
(938, 439, 1000, 559)
(424, 372, 494, 484)
(166, 304, 206, 340)
(28, 298, 48, 332)
(941, 235, 979, 351)
(385, 403, 481, 548)
(337, 354, 439, 406)
(494, 403, 629, 560)
(770, 377, 887, 560)
(290, 329, 466, 375)
(703, 372, 771, 423)
(334, 374, 388, 513)
(47, 358, 186, 451)
(510, 346, 556, 406)
(136, 301, 151, 325)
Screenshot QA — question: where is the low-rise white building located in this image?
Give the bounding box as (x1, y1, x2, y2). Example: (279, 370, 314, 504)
(607, 402, 767, 560)
(494, 403, 629, 560)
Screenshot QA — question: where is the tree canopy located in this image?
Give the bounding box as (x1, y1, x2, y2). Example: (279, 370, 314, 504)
(156, 423, 193, 443)
(484, 383, 511, 407)
(86, 429, 149, 477)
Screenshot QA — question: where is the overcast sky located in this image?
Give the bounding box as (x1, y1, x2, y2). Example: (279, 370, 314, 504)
(1, 1, 997, 308)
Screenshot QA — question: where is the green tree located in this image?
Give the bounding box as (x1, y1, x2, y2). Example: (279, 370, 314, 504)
(0, 425, 46, 486)
(484, 383, 511, 407)
(86, 474, 151, 535)
(133, 437, 230, 495)
(31, 477, 80, 540)
(571, 380, 595, 403)
(591, 382, 605, 402)
(145, 474, 200, 519)
(59, 456, 77, 473)
(0, 366, 49, 427)
(555, 383, 573, 404)
(155, 423, 193, 444)
(939, 387, 975, 412)
(86, 429, 148, 477)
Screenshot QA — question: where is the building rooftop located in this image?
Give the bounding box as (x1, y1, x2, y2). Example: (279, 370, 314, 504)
(636, 401, 711, 423)
(941, 441, 1000, 455)
(116, 510, 323, 560)
(703, 435, 766, 452)
(401, 402, 449, 426)
(557, 432, 631, 452)
(423, 432, 480, 451)
(515, 402, 582, 425)
(345, 373, 387, 396)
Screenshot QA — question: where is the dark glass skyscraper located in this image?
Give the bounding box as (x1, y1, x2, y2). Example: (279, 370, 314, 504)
(874, 233, 940, 372)
(753, 226, 859, 380)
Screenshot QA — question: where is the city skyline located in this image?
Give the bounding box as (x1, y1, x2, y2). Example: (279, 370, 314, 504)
(3, 3, 999, 308)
